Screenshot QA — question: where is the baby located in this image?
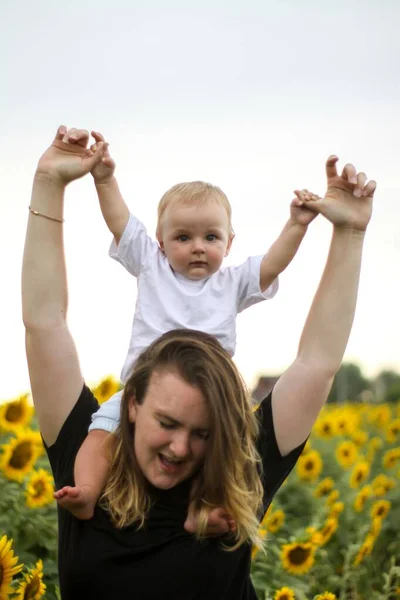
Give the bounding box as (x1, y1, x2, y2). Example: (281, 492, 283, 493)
(54, 131, 319, 532)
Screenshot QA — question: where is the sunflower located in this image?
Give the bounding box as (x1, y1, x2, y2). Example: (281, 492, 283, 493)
(386, 419, 400, 443)
(326, 489, 340, 506)
(266, 509, 285, 533)
(251, 528, 267, 560)
(274, 586, 296, 600)
(25, 469, 55, 509)
(349, 461, 370, 488)
(354, 485, 373, 512)
(383, 448, 400, 470)
(92, 376, 121, 404)
(315, 593, 337, 600)
(353, 536, 374, 566)
(369, 517, 382, 538)
(29, 431, 45, 458)
(335, 414, 350, 435)
(260, 503, 273, 527)
(315, 415, 336, 439)
(369, 436, 383, 451)
(351, 429, 369, 447)
(329, 501, 344, 518)
(314, 477, 335, 498)
(14, 559, 46, 600)
(370, 499, 391, 520)
(0, 431, 40, 482)
(0, 394, 33, 433)
(371, 474, 396, 495)
(281, 542, 315, 575)
(319, 517, 339, 546)
(335, 440, 358, 468)
(306, 527, 323, 546)
(296, 450, 323, 483)
(0, 535, 23, 599)
(368, 405, 391, 428)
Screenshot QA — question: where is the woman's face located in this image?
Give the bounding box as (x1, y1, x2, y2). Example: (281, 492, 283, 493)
(129, 370, 211, 489)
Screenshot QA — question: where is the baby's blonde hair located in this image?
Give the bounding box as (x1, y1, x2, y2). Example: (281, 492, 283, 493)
(156, 181, 233, 239)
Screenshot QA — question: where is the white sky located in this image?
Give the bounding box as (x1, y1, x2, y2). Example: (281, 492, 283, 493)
(1, 0, 400, 399)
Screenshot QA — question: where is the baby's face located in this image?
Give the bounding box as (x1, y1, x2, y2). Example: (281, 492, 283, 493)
(158, 200, 233, 280)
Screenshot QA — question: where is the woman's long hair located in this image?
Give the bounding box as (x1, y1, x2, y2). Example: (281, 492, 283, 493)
(101, 329, 264, 550)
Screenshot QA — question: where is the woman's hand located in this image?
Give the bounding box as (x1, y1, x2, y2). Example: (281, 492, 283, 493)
(36, 126, 108, 186)
(299, 156, 376, 232)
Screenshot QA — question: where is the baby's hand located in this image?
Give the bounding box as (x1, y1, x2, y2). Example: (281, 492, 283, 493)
(290, 189, 320, 226)
(90, 131, 116, 183)
(184, 506, 236, 536)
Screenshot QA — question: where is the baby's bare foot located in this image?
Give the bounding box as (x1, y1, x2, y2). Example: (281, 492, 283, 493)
(184, 507, 236, 535)
(54, 486, 96, 520)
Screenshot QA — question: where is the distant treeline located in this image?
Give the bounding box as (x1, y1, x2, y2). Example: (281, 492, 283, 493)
(328, 363, 400, 404)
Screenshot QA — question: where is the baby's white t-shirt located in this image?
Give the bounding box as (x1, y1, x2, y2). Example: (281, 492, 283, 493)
(110, 214, 279, 383)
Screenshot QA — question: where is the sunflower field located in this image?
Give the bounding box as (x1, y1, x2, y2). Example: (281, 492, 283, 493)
(0, 378, 399, 600)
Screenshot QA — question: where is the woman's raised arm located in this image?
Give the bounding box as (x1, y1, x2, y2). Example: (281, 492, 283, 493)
(272, 156, 376, 456)
(22, 126, 107, 445)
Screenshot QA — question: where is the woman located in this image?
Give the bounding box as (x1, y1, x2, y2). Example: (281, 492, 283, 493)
(22, 126, 376, 599)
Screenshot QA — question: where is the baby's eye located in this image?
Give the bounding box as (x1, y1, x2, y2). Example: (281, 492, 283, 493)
(178, 235, 189, 242)
(205, 234, 217, 242)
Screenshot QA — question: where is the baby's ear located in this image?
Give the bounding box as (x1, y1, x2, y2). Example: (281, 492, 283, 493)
(157, 233, 165, 254)
(225, 233, 235, 257)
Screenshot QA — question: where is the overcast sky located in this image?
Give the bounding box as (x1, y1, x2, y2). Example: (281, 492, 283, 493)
(1, 0, 399, 399)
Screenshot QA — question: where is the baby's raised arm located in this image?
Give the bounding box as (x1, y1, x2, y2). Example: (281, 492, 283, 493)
(259, 189, 319, 291)
(90, 131, 130, 245)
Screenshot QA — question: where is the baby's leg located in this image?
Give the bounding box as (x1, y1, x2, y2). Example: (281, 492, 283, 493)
(55, 430, 111, 519)
(54, 390, 122, 519)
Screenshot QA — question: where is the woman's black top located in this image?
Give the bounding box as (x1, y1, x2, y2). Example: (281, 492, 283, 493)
(46, 384, 305, 599)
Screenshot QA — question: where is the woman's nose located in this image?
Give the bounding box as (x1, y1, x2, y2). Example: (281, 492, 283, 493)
(170, 432, 190, 458)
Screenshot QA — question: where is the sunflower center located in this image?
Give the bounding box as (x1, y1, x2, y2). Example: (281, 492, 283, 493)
(10, 442, 33, 469)
(5, 403, 23, 422)
(304, 460, 314, 471)
(356, 470, 364, 482)
(0, 564, 3, 585)
(25, 575, 40, 596)
(99, 382, 111, 396)
(33, 481, 45, 498)
(288, 546, 311, 565)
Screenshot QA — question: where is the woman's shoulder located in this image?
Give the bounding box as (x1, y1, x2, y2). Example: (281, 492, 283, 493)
(45, 384, 99, 486)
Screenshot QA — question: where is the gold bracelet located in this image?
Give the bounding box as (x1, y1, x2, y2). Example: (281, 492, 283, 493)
(28, 206, 64, 223)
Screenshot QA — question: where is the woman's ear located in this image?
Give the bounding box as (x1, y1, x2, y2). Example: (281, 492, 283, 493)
(128, 397, 137, 423)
